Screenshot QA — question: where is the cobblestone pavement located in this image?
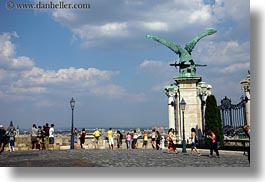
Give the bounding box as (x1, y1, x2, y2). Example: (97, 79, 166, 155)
(0, 148, 250, 167)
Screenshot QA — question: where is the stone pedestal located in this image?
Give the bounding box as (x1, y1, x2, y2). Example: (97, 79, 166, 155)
(174, 76, 202, 142)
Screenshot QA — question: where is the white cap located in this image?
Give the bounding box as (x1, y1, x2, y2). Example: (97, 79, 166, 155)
(0, 125, 3, 128)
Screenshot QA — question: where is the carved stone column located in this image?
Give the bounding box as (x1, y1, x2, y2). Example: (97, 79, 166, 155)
(241, 72, 251, 126)
(165, 84, 178, 131)
(197, 82, 212, 136)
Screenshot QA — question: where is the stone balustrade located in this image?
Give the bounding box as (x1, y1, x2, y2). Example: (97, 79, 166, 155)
(4, 135, 166, 151)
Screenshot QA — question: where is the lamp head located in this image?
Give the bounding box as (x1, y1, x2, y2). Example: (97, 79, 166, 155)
(180, 98, 186, 111)
(70, 97, 75, 110)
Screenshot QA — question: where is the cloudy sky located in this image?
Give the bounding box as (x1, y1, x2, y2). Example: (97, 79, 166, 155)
(0, 0, 250, 129)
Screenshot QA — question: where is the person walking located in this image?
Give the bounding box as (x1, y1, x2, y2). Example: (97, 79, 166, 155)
(107, 128, 114, 150)
(190, 128, 200, 156)
(207, 129, 220, 158)
(166, 128, 178, 154)
(80, 128, 86, 149)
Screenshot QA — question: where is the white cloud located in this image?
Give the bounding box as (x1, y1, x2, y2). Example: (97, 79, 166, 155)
(0, 32, 34, 70)
(43, 0, 218, 47)
(0, 32, 16, 58)
(33, 0, 249, 51)
(73, 22, 129, 40)
(20, 67, 117, 85)
(52, 9, 78, 24)
(11, 56, 35, 70)
(220, 62, 250, 74)
(0, 32, 146, 103)
(195, 40, 250, 65)
(189, 4, 212, 23)
(143, 22, 169, 32)
(139, 60, 163, 69)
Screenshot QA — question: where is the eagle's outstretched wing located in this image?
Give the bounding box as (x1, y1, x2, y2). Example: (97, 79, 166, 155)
(184, 28, 217, 53)
(146, 35, 182, 55)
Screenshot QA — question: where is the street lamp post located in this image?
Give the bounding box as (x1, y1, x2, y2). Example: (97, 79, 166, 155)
(201, 94, 207, 136)
(70, 97, 75, 149)
(180, 98, 187, 153)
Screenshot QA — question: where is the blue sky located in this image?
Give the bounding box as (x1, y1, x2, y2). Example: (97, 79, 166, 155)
(0, 0, 250, 129)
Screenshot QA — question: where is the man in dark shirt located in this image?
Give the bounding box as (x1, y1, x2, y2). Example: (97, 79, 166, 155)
(44, 123, 50, 150)
(0, 125, 7, 153)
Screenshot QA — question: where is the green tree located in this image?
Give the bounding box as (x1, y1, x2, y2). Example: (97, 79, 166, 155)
(204, 95, 224, 146)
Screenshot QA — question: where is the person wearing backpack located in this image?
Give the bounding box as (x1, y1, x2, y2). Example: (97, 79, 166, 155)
(190, 128, 200, 156)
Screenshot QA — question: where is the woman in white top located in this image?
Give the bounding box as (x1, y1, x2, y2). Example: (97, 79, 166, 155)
(49, 124, 55, 150)
(190, 128, 200, 156)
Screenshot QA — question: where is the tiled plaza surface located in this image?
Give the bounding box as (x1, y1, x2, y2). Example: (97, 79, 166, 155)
(0, 148, 249, 167)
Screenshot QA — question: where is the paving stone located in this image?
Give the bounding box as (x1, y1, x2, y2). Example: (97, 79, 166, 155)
(0, 149, 250, 167)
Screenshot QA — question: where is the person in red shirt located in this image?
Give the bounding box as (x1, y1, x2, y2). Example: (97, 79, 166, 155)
(207, 130, 220, 158)
(80, 128, 86, 149)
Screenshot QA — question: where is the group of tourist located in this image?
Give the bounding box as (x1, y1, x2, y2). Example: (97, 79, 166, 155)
(165, 127, 220, 157)
(0, 121, 16, 153)
(29, 123, 55, 150)
(104, 128, 162, 150)
(74, 127, 102, 149)
(0, 121, 250, 162)
(102, 127, 214, 157)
